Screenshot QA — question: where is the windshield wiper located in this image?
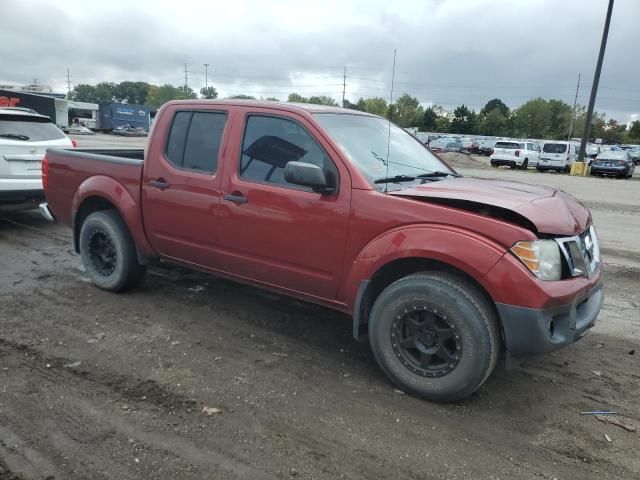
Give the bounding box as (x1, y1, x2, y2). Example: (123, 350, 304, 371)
(416, 171, 462, 178)
(373, 175, 416, 184)
(0, 133, 30, 141)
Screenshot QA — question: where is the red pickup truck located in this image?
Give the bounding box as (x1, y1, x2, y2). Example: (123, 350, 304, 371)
(41, 100, 603, 402)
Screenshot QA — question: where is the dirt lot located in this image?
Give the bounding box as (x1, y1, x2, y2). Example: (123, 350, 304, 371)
(1, 140, 639, 479)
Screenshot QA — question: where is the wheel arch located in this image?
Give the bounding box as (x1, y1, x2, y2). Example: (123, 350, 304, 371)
(71, 176, 155, 258)
(352, 257, 502, 346)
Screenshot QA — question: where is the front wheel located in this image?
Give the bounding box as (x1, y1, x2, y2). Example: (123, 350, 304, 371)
(521, 159, 529, 170)
(368, 272, 499, 402)
(79, 210, 146, 292)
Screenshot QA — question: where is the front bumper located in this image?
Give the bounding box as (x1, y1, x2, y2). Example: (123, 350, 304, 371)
(496, 282, 603, 357)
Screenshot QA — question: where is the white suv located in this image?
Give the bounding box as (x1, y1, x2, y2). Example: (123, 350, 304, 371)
(0, 107, 73, 211)
(490, 140, 540, 169)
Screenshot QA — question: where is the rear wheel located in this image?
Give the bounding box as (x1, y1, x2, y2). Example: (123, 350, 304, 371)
(368, 272, 499, 402)
(521, 159, 529, 170)
(79, 210, 146, 292)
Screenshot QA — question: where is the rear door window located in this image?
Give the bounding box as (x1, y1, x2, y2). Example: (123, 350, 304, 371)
(165, 111, 227, 173)
(0, 115, 66, 142)
(543, 143, 567, 154)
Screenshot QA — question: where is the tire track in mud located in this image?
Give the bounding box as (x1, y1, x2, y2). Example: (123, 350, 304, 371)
(0, 338, 276, 480)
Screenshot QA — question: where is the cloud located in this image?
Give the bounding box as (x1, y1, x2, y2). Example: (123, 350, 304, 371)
(1, 0, 638, 121)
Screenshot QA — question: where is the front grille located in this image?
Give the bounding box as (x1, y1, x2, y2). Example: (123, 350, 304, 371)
(555, 226, 600, 278)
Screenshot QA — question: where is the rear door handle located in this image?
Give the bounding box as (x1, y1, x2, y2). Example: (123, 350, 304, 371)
(223, 193, 248, 204)
(149, 179, 170, 190)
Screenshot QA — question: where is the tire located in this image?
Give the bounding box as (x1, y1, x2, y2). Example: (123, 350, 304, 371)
(79, 210, 146, 292)
(509, 163, 516, 170)
(490, 162, 497, 168)
(368, 272, 499, 402)
(521, 159, 529, 170)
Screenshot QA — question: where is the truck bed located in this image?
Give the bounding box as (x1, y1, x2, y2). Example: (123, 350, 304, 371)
(44, 147, 145, 228)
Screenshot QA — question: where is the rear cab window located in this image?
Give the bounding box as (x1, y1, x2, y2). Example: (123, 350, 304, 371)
(0, 114, 66, 142)
(165, 110, 227, 174)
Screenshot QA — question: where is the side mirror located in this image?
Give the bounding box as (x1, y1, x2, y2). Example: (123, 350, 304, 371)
(285, 161, 334, 194)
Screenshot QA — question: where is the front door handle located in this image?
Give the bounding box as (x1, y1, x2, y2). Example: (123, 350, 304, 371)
(223, 193, 248, 204)
(149, 179, 170, 190)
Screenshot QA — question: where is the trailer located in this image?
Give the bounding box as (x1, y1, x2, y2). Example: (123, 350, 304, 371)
(0, 89, 68, 129)
(98, 102, 156, 132)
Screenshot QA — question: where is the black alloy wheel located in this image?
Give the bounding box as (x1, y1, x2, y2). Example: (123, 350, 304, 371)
(391, 306, 462, 378)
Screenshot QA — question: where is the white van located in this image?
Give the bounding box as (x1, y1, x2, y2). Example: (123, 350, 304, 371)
(538, 141, 580, 172)
(0, 107, 74, 211)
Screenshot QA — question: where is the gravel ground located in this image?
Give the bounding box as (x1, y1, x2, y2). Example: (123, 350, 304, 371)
(0, 138, 638, 479)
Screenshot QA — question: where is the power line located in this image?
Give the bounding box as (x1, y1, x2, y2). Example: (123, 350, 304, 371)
(342, 65, 347, 107)
(66, 68, 71, 94)
(204, 63, 210, 89)
(184, 63, 189, 90)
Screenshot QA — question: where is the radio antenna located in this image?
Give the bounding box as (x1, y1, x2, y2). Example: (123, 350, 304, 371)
(384, 49, 397, 193)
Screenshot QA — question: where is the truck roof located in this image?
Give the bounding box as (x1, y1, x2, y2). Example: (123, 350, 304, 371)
(163, 99, 376, 116)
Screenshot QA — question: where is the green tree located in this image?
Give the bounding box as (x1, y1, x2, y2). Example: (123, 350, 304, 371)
(177, 86, 197, 99)
(450, 105, 477, 134)
(342, 98, 360, 110)
(361, 97, 388, 116)
(603, 118, 626, 143)
(392, 93, 422, 127)
(93, 82, 117, 103)
(200, 86, 218, 99)
(145, 84, 183, 108)
(114, 81, 150, 105)
(287, 93, 307, 103)
(628, 120, 640, 142)
(308, 95, 338, 106)
(511, 98, 552, 138)
(68, 84, 97, 102)
(478, 108, 508, 136)
(435, 116, 450, 133)
(480, 98, 509, 118)
(547, 99, 572, 139)
(421, 107, 438, 131)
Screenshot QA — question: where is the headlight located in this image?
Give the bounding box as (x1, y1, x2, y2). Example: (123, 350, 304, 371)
(511, 240, 562, 281)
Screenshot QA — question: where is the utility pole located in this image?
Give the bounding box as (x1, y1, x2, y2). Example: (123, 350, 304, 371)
(578, 0, 614, 162)
(342, 65, 347, 107)
(567, 73, 581, 142)
(184, 63, 189, 90)
(66, 68, 71, 94)
(204, 63, 210, 89)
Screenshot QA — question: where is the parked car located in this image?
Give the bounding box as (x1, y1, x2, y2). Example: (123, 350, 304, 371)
(538, 141, 580, 172)
(478, 139, 496, 156)
(41, 100, 603, 402)
(112, 125, 149, 137)
(429, 137, 468, 154)
(590, 150, 635, 178)
(490, 140, 540, 169)
(0, 107, 74, 211)
(620, 145, 640, 165)
(460, 137, 480, 154)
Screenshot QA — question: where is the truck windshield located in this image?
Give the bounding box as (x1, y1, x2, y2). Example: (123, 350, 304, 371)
(313, 113, 451, 183)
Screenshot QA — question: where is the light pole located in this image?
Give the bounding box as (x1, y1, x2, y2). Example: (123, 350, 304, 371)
(204, 63, 210, 89)
(578, 0, 614, 161)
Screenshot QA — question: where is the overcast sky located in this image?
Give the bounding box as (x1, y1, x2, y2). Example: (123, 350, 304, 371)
(1, 0, 638, 122)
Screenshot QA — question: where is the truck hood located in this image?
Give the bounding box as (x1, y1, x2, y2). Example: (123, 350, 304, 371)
(388, 177, 590, 236)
